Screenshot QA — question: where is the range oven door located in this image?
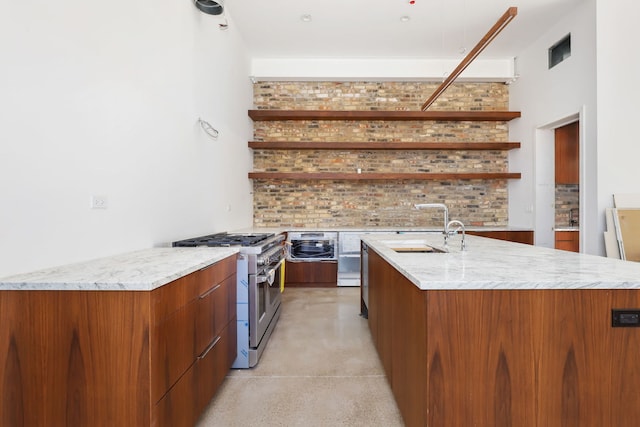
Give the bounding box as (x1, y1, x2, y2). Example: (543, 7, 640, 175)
(249, 258, 283, 349)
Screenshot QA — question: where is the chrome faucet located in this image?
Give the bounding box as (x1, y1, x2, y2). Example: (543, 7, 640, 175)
(415, 203, 449, 245)
(569, 208, 579, 227)
(446, 220, 467, 251)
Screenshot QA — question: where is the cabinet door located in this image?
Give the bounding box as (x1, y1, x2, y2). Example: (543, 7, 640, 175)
(555, 122, 579, 184)
(367, 249, 393, 378)
(391, 268, 428, 427)
(196, 274, 236, 357)
(0, 291, 151, 427)
(555, 231, 579, 252)
(284, 261, 337, 287)
(195, 318, 237, 415)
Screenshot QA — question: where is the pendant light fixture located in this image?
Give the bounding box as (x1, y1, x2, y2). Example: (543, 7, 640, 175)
(194, 0, 223, 16)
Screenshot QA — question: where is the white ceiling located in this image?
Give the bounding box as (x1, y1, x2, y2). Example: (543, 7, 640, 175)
(225, 0, 584, 59)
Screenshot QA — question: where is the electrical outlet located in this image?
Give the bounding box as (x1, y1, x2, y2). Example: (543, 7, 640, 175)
(91, 195, 108, 209)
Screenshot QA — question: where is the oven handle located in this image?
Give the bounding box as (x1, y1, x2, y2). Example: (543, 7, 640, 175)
(257, 258, 285, 286)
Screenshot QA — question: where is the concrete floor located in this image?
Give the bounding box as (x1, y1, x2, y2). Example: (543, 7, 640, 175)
(196, 287, 404, 426)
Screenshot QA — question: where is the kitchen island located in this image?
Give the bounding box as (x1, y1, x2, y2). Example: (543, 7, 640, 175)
(0, 248, 238, 427)
(362, 234, 640, 427)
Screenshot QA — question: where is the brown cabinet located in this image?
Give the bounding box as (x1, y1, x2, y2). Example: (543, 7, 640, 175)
(467, 230, 534, 245)
(368, 249, 403, 381)
(152, 258, 237, 427)
(367, 249, 427, 426)
(0, 254, 237, 427)
(555, 230, 580, 252)
(284, 260, 337, 287)
(367, 247, 640, 427)
(555, 121, 579, 184)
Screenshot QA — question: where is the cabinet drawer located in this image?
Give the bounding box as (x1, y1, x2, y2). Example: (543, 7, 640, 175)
(285, 260, 337, 287)
(153, 319, 237, 427)
(152, 254, 237, 323)
(196, 255, 237, 295)
(195, 274, 236, 357)
(152, 360, 198, 427)
(195, 318, 237, 415)
(151, 301, 197, 404)
(152, 273, 199, 323)
(555, 231, 579, 252)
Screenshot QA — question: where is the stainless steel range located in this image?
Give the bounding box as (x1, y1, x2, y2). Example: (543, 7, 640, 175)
(172, 232, 285, 368)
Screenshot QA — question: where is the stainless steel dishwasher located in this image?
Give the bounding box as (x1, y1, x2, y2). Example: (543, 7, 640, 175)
(337, 231, 369, 286)
(338, 231, 396, 286)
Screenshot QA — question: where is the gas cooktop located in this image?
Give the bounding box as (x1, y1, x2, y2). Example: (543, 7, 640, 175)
(172, 232, 275, 248)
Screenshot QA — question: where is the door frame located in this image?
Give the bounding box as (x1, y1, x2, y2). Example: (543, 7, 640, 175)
(533, 108, 584, 251)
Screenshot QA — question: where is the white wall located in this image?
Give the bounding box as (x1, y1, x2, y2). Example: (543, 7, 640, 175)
(0, 1, 254, 277)
(251, 57, 516, 82)
(596, 0, 640, 248)
(508, 0, 598, 253)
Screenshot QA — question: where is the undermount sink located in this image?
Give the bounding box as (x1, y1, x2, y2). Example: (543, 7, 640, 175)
(380, 239, 448, 254)
(392, 246, 446, 253)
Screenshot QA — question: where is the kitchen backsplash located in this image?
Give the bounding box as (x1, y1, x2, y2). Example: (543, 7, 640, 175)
(555, 184, 580, 227)
(251, 81, 512, 228)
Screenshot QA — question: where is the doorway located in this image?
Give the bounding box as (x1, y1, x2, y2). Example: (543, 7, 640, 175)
(553, 121, 580, 252)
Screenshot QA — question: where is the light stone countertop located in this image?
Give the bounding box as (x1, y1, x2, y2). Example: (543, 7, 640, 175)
(0, 248, 238, 291)
(362, 233, 640, 290)
(554, 227, 580, 231)
(234, 226, 533, 234)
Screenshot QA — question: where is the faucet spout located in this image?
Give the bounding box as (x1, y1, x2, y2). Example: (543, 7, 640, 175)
(447, 219, 467, 251)
(415, 203, 449, 245)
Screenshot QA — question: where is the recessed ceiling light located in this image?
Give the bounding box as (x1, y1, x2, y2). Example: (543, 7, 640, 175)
(301, 14, 312, 22)
(400, 16, 410, 22)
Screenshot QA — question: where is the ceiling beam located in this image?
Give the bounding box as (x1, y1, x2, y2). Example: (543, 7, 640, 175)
(421, 6, 518, 111)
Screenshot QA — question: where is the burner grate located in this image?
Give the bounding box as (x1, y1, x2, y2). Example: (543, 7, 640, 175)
(172, 232, 274, 247)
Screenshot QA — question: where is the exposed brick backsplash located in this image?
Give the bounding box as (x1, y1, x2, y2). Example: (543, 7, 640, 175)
(555, 184, 580, 227)
(251, 81, 513, 228)
(253, 81, 509, 111)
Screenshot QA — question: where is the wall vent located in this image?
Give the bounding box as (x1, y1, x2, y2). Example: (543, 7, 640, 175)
(549, 34, 571, 69)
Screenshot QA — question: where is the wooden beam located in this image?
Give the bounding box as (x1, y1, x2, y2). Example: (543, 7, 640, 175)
(421, 7, 518, 111)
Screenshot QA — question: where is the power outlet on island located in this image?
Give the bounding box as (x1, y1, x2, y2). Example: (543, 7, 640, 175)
(612, 309, 640, 327)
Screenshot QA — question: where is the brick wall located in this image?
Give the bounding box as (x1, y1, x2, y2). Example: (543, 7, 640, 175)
(251, 81, 513, 228)
(555, 184, 580, 227)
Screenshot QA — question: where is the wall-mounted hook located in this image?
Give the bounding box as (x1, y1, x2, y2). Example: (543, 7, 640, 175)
(198, 118, 219, 139)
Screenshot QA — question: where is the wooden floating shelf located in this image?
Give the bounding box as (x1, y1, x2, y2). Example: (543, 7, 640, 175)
(248, 110, 521, 122)
(249, 141, 521, 150)
(248, 172, 521, 181)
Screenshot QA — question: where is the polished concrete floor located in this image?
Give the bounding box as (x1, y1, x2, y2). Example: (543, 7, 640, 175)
(196, 287, 404, 426)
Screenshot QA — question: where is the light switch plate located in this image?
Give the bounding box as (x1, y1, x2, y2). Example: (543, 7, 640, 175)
(90, 195, 108, 209)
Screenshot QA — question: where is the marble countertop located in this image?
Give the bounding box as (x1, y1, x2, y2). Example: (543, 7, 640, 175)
(234, 226, 533, 234)
(0, 248, 238, 291)
(554, 226, 580, 231)
(362, 233, 640, 290)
